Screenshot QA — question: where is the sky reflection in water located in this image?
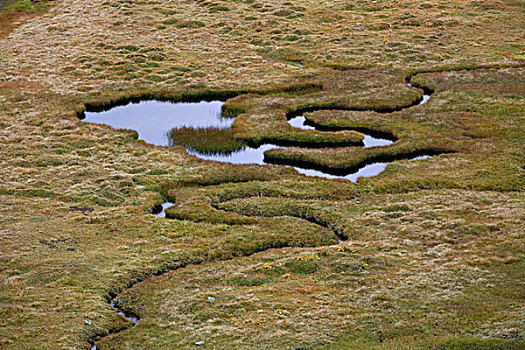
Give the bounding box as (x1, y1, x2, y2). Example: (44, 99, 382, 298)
(83, 100, 431, 182)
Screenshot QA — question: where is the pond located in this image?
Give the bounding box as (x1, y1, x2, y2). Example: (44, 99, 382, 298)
(82, 100, 227, 147)
(81, 100, 426, 182)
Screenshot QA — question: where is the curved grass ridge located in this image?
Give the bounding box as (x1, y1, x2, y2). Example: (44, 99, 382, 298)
(248, 131, 365, 148)
(213, 197, 350, 241)
(264, 148, 454, 177)
(283, 80, 433, 118)
(90, 215, 338, 349)
(252, 75, 453, 176)
(163, 196, 349, 241)
(301, 119, 398, 140)
(226, 73, 437, 159)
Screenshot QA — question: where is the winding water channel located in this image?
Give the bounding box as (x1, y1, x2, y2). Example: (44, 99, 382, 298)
(83, 78, 433, 349)
(81, 85, 431, 182)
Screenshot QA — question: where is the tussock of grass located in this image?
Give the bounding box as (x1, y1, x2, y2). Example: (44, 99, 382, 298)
(216, 196, 350, 240)
(159, 163, 295, 189)
(233, 112, 365, 147)
(167, 126, 246, 155)
(165, 199, 257, 225)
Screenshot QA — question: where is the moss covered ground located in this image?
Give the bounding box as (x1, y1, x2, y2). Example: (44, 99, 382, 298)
(0, 0, 523, 349)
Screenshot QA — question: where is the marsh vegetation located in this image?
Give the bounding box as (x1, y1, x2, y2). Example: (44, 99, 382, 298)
(0, 0, 523, 349)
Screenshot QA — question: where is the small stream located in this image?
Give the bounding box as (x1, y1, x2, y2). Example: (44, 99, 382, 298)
(83, 79, 433, 349)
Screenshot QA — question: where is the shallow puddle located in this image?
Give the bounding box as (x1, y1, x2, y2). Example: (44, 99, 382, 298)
(152, 202, 175, 218)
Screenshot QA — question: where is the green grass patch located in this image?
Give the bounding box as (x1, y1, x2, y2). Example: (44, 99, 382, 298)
(168, 126, 246, 155)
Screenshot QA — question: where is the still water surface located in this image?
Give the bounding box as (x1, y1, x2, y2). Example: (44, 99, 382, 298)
(82, 100, 428, 182)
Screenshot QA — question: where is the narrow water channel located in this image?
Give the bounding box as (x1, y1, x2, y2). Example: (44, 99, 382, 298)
(81, 90, 430, 182)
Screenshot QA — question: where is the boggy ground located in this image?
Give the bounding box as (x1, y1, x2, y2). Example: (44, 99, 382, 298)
(0, 0, 524, 349)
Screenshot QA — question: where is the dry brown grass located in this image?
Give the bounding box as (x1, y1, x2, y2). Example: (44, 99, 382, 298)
(0, 0, 54, 38)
